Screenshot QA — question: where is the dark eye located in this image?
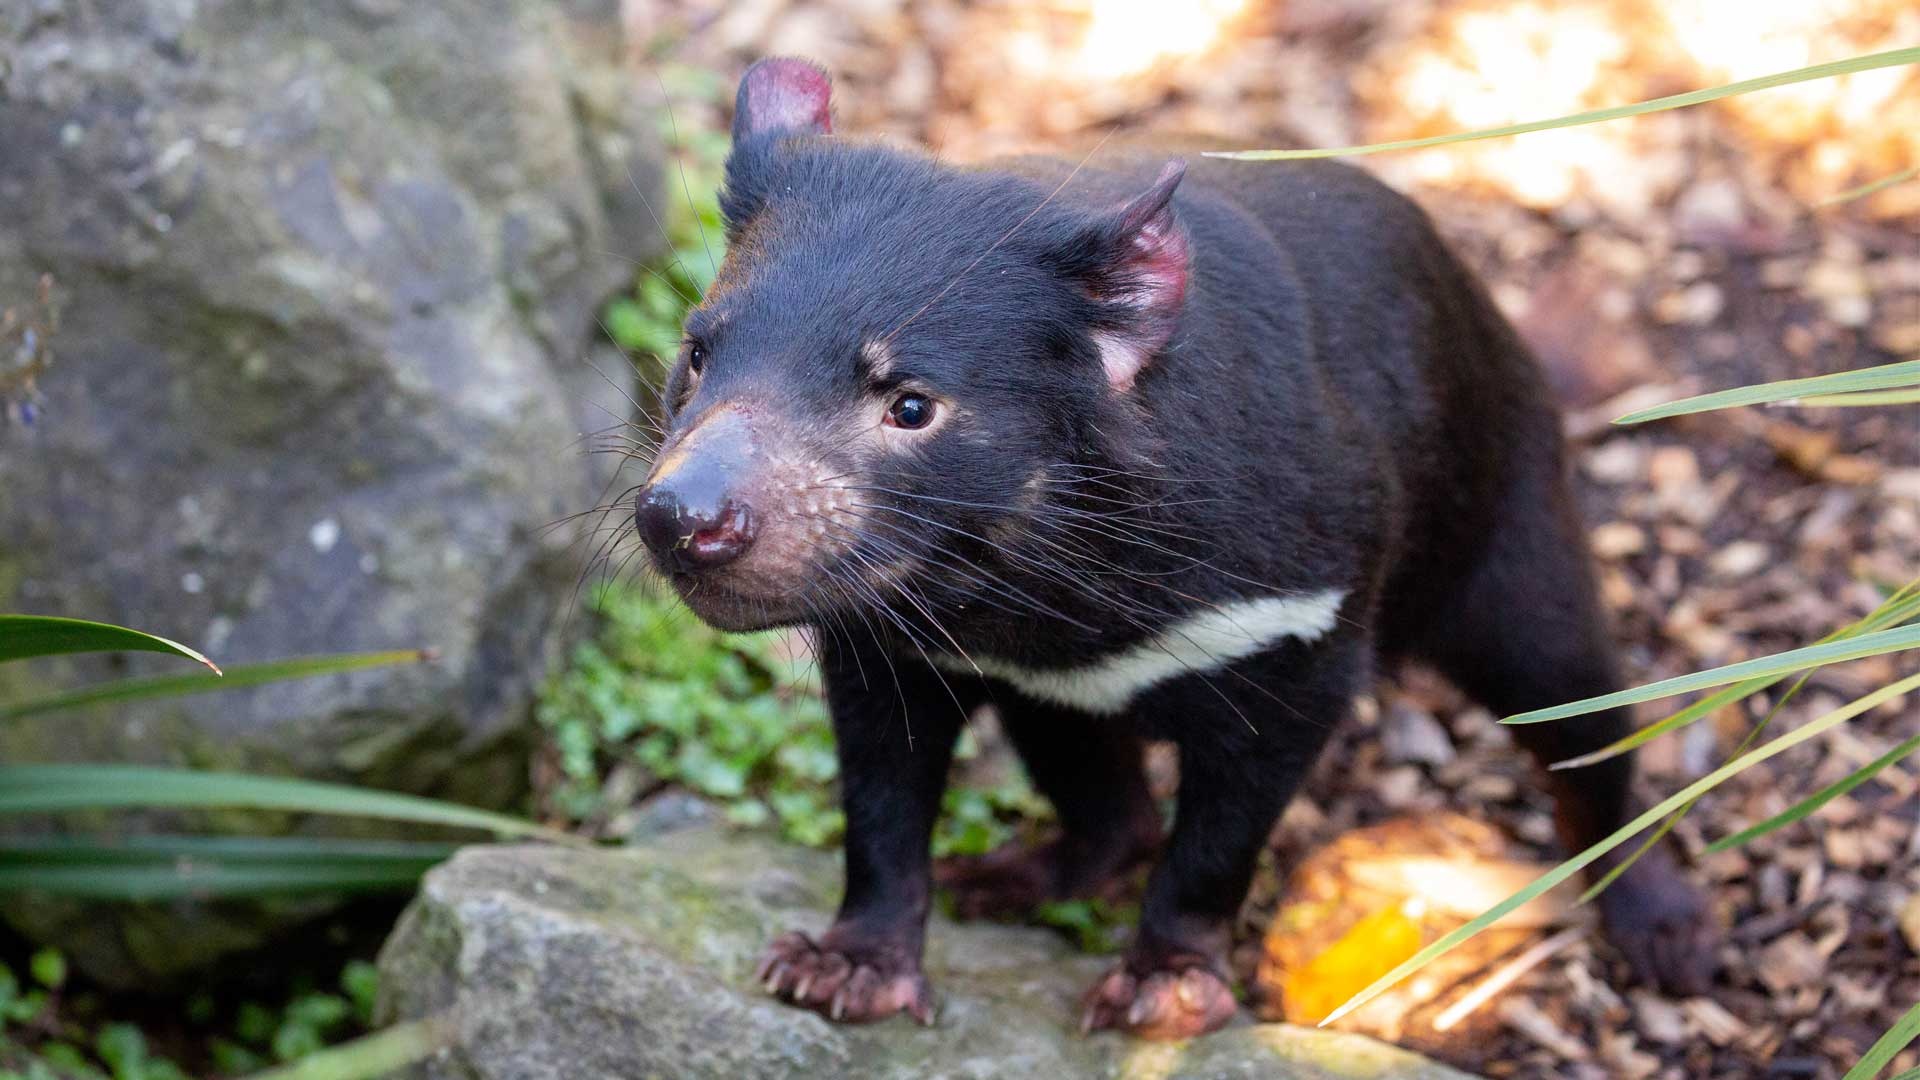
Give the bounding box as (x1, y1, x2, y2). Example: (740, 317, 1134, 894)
(685, 340, 706, 374)
(886, 393, 935, 430)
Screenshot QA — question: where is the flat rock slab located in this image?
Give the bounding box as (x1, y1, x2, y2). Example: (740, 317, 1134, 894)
(378, 827, 1479, 1080)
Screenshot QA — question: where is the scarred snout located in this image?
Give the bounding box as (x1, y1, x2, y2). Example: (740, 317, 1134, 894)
(635, 406, 760, 574)
(632, 403, 854, 631)
(635, 462, 758, 573)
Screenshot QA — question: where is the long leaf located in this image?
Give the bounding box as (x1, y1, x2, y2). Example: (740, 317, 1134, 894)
(0, 835, 456, 899)
(1709, 731, 1920, 854)
(1208, 48, 1920, 161)
(1323, 670, 1920, 1025)
(0, 650, 432, 723)
(1794, 388, 1920, 408)
(1819, 165, 1920, 208)
(1503, 623, 1920, 725)
(1552, 579, 1920, 769)
(0, 764, 579, 844)
(244, 1015, 455, 1080)
(1578, 665, 1817, 902)
(1614, 359, 1920, 424)
(1844, 999, 1920, 1080)
(1549, 677, 1778, 771)
(1567, 580, 1920, 895)
(0, 615, 218, 672)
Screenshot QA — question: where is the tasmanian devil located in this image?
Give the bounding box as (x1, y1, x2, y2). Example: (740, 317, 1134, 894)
(628, 57, 1718, 1038)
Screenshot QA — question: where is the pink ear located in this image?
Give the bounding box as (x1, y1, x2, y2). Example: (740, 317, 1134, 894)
(1097, 160, 1189, 392)
(733, 58, 834, 142)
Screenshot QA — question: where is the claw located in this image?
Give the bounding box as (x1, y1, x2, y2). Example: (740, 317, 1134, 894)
(1177, 969, 1208, 1009)
(758, 929, 932, 1026)
(1080, 962, 1236, 1040)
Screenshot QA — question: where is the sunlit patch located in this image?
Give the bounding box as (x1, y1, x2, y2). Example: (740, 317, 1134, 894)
(998, 0, 1253, 88)
(1365, 2, 1647, 211)
(1660, 0, 1920, 205)
(1364, 0, 1920, 215)
(1255, 814, 1584, 1040)
(1073, 0, 1252, 79)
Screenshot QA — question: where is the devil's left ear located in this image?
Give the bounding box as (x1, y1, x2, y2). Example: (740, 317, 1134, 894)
(1072, 160, 1190, 392)
(721, 58, 834, 237)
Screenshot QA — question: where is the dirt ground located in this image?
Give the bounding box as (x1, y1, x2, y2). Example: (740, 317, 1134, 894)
(632, 2, 1920, 1076)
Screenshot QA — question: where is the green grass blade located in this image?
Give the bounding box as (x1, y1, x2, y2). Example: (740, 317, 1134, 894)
(1503, 623, 1920, 726)
(0, 615, 219, 672)
(1553, 581, 1920, 769)
(1819, 165, 1920, 208)
(1549, 677, 1776, 770)
(1709, 731, 1920, 854)
(1613, 359, 1920, 424)
(243, 1015, 454, 1080)
(1794, 388, 1920, 408)
(1555, 577, 1920, 764)
(1578, 665, 1816, 901)
(1323, 670, 1920, 1026)
(1559, 573, 1920, 762)
(1208, 48, 1920, 161)
(1844, 999, 1920, 1080)
(0, 764, 580, 844)
(0, 835, 456, 899)
(0, 649, 433, 722)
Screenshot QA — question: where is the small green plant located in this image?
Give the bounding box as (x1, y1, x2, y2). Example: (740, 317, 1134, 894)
(601, 65, 729, 367)
(204, 962, 380, 1075)
(1033, 898, 1136, 954)
(0, 948, 383, 1080)
(538, 583, 1050, 857)
(0, 947, 191, 1080)
(538, 582, 840, 841)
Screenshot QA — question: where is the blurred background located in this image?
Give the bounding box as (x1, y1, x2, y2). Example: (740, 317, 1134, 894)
(1, 1, 1917, 1078)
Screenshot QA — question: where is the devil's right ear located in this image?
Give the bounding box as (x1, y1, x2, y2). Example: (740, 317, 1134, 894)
(720, 58, 833, 237)
(731, 57, 833, 142)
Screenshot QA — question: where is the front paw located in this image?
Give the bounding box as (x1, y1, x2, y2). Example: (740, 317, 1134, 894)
(755, 930, 934, 1025)
(1079, 962, 1237, 1040)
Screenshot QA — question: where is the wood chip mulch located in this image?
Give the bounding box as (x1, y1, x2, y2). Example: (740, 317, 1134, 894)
(632, 2, 1920, 1075)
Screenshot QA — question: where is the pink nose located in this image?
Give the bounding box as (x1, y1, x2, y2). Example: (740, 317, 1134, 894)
(635, 475, 758, 574)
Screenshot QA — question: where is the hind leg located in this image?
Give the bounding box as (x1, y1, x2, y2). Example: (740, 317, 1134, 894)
(1415, 466, 1718, 995)
(935, 698, 1162, 919)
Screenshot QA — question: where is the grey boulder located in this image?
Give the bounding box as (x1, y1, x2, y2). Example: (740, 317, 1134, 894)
(0, 0, 665, 983)
(377, 826, 1479, 1080)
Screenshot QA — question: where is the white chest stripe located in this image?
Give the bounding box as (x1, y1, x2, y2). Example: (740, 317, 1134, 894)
(937, 589, 1348, 716)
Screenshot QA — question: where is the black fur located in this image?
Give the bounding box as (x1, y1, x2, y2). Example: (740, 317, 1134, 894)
(643, 60, 1718, 1035)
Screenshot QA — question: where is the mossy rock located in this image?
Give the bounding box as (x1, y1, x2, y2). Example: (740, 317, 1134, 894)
(377, 826, 1479, 1080)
